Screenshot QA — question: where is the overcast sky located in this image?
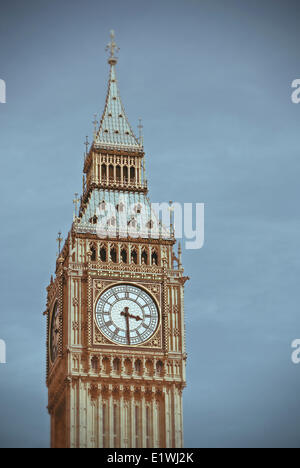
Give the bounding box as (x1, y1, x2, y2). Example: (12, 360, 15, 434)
(0, 0, 300, 448)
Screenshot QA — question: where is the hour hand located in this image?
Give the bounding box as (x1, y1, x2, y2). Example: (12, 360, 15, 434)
(129, 314, 142, 321)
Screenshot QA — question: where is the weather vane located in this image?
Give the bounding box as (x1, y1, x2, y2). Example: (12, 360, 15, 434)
(106, 30, 119, 64)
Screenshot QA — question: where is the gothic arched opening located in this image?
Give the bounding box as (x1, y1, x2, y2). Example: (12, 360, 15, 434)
(135, 359, 142, 375)
(141, 250, 148, 265)
(145, 359, 153, 375)
(131, 249, 137, 264)
(130, 167, 135, 181)
(90, 244, 96, 261)
(100, 246, 107, 262)
(151, 250, 158, 266)
(120, 248, 127, 263)
(156, 360, 164, 375)
(110, 246, 117, 263)
(102, 357, 110, 374)
(124, 358, 132, 375)
(113, 358, 121, 373)
(91, 356, 99, 372)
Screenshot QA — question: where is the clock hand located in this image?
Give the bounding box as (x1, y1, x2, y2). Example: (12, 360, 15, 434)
(121, 307, 131, 345)
(128, 313, 142, 321)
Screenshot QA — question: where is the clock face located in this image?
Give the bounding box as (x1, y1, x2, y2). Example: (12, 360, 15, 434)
(50, 302, 60, 363)
(95, 284, 159, 346)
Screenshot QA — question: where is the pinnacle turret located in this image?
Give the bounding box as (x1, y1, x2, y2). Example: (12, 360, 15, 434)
(94, 31, 141, 150)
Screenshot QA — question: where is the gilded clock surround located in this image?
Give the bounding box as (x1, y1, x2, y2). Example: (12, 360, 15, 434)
(45, 32, 189, 449)
(93, 281, 162, 348)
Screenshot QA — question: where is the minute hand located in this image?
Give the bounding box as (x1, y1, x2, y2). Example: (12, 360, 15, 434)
(120, 309, 131, 345)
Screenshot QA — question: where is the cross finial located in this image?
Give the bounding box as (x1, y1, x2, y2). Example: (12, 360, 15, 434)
(56, 231, 63, 256)
(106, 30, 119, 65)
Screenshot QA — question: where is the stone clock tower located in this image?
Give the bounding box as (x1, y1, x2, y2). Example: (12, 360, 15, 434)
(45, 32, 189, 449)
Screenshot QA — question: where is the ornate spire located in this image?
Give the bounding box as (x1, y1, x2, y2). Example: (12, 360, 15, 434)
(94, 31, 141, 150)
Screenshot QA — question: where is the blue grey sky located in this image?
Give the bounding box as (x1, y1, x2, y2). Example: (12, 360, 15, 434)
(0, 0, 300, 448)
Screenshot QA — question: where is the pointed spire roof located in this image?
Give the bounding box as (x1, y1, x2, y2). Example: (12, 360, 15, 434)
(94, 31, 141, 151)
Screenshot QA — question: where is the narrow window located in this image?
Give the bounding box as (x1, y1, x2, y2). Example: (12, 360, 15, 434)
(156, 360, 164, 375)
(131, 249, 137, 265)
(147, 220, 154, 229)
(141, 250, 148, 265)
(91, 356, 99, 372)
(100, 246, 107, 262)
(130, 167, 135, 181)
(135, 359, 142, 375)
(113, 358, 120, 373)
(90, 244, 96, 261)
(102, 357, 110, 374)
(116, 202, 124, 212)
(121, 248, 127, 263)
(151, 250, 158, 265)
(101, 164, 107, 179)
(110, 246, 117, 263)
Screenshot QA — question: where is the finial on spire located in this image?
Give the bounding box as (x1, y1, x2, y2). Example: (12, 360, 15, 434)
(106, 30, 119, 65)
(84, 136, 89, 156)
(73, 192, 80, 220)
(56, 231, 63, 256)
(138, 118, 144, 146)
(93, 114, 98, 140)
(169, 201, 174, 237)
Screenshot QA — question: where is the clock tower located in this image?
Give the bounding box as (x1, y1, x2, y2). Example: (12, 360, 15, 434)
(45, 32, 189, 449)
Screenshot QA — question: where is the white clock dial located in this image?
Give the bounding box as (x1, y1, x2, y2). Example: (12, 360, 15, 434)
(95, 284, 159, 345)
